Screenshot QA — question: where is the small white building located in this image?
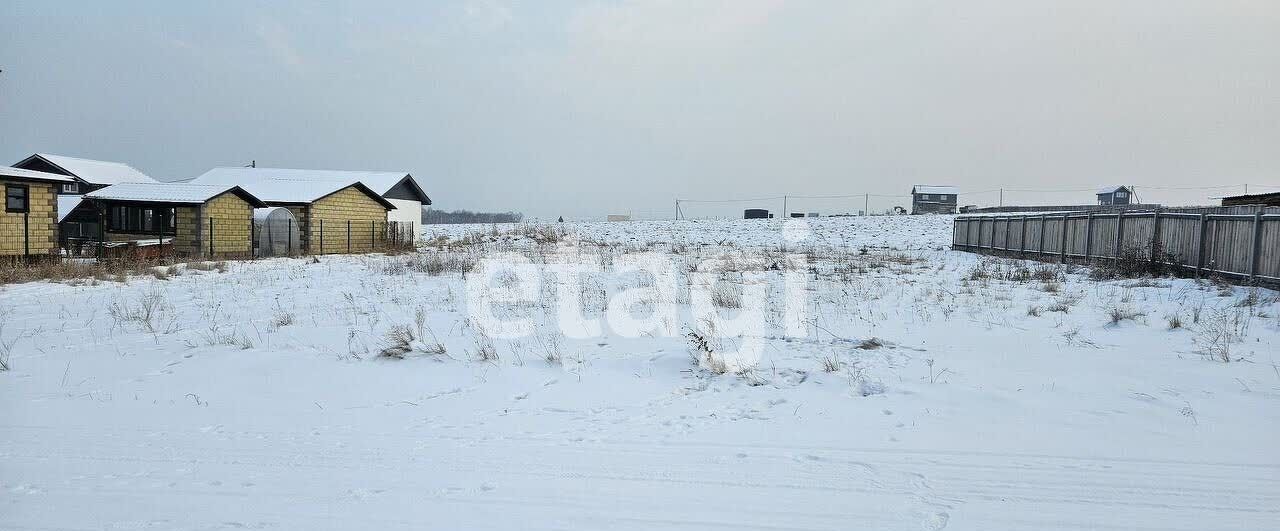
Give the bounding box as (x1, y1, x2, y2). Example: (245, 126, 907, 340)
(190, 167, 431, 242)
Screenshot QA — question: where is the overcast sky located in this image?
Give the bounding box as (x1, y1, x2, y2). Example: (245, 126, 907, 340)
(2, 1, 1277, 218)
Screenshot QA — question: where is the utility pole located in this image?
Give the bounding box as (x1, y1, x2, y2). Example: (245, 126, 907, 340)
(999, 188, 1003, 207)
(782, 195, 788, 218)
(864, 193, 869, 216)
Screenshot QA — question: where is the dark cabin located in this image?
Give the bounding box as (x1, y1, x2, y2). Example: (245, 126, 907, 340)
(1097, 185, 1135, 206)
(910, 185, 958, 215)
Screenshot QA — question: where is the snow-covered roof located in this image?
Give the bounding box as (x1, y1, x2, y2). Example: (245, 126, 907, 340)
(912, 185, 958, 195)
(1097, 185, 1132, 194)
(1, 166, 76, 184)
(190, 167, 398, 208)
(84, 183, 267, 207)
(57, 196, 84, 222)
(23, 154, 158, 185)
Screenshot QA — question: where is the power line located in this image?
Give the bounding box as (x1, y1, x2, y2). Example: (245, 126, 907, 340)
(676, 195, 785, 203)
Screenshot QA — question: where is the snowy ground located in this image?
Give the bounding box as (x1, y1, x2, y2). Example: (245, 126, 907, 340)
(3, 215, 1279, 530)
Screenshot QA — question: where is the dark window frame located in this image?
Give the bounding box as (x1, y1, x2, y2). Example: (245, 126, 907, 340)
(5, 184, 29, 213)
(106, 204, 177, 234)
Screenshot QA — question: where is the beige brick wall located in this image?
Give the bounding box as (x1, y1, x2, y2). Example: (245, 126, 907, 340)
(308, 187, 389, 254)
(0, 178, 58, 256)
(174, 206, 201, 255)
(199, 192, 253, 258)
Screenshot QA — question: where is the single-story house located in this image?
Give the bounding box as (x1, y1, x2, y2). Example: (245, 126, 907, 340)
(81, 183, 268, 259)
(188, 170, 397, 254)
(911, 185, 958, 214)
(191, 167, 429, 242)
(1097, 185, 1135, 205)
(12, 153, 161, 242)
(2, 167, 73, 258)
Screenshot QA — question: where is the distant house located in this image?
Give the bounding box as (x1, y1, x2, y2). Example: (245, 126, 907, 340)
(1221, 191, 1280, 207)
(910, 185, 958, 214)
(12, 153, 158, 195)
(189, 169, 397, 254)
(1097, 185, 1135, 206)
(2, 167, 74, 258)
(12, 154, 162, 242)
(191, 167, 430, 242)
(81, 183, 268, 258)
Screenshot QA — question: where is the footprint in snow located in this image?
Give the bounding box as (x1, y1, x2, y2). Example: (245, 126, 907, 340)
(922, 511, 950, 530)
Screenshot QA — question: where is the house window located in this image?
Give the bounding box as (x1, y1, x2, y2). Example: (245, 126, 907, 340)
(5, 184, 28, 213)
(107, 205, 176, 234)
(1115, 191, 1127, 199)
(62, 183, 79, 194)
(921, 194, 931, 200)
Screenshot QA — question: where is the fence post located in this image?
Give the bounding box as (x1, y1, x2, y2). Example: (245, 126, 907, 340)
(1002, 216, 1010, 252)
(347, 220, 351, 254)
(250, 216, 255, 258)
(1039, 214, 1046, 257)
(1083, 212, 1094, 262)
(208, 216, 214, 258)
(97, 206, 105, 260)
(1250, 211, 1263, 279)
(287, 218, 292, 255)
(23, 209, 30, 260)
(1018, 216, 1026, 256)
(1060, 214, 1069, 263)
(1149, 209, 1161, 263)
(1113, 212, 1124, 262)
(1195, 213, 1207, 278)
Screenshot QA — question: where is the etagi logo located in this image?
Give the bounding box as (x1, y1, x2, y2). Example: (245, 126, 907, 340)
(464, 220, 814, 372)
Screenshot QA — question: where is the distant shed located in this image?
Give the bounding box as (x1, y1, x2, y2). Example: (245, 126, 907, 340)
(911, 185, 958, 214)
(1097, 185, 1135, 206)
(1221, 191, 1280, 207)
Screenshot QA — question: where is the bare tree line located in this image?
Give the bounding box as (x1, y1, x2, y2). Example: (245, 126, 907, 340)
(421, 208, 524, 225)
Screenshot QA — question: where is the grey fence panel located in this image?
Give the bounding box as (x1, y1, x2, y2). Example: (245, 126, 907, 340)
(1066, 216, 1088, 257)
(1090, 214, 1119, 259)
(951, 211, 1280, 283)
(1025, 217, 1043, 253)
(1121, 214, 1155, 254)
(1206, 217, 1255, 275)
(1261, 221, 1280, 279)
(1158, 215, 1200, 267)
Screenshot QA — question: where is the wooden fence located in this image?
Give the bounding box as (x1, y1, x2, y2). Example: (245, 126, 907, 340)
(952, 210, 1280, 283)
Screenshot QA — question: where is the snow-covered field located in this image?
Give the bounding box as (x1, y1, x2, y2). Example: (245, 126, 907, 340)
(3, 215, 1279, 530)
